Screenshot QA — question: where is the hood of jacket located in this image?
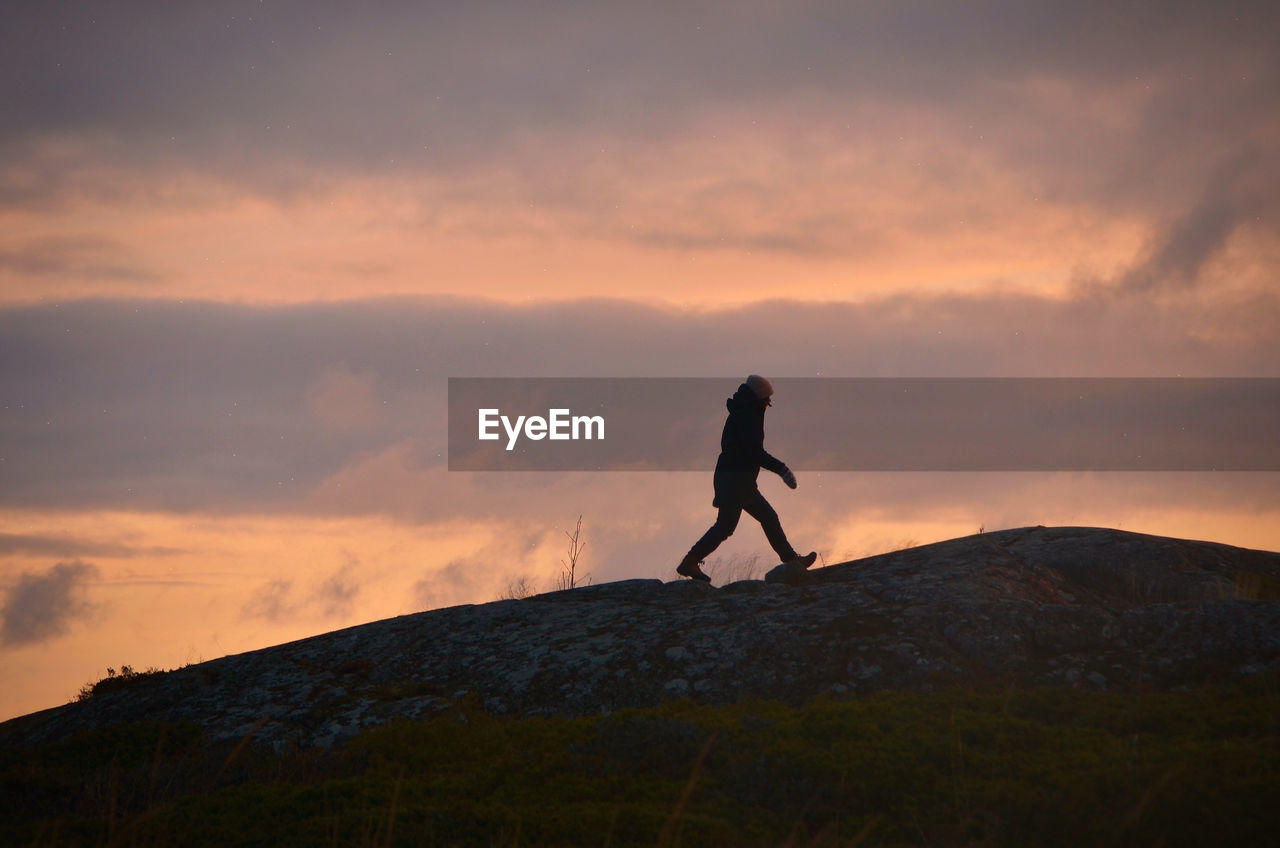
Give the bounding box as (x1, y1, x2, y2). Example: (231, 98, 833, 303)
(726, 382, 765, 414)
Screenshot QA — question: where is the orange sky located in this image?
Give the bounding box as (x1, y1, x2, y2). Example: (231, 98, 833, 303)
(0, 123, 1158, 307)
(5, 469, 1279, 721)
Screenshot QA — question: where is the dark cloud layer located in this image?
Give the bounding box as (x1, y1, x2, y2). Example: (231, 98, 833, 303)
(1, 560, 98, 646)
(2, 1, 1275, 221)
(4, 2, 1273, 148)
(0, 292, 1275, 514)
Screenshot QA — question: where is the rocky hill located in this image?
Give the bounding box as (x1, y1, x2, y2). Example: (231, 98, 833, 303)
(3, 526, 1279, 752)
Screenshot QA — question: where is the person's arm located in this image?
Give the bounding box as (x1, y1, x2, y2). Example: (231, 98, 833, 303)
(725, 410, 795, 486)
(759, 448, 786, 475)
(764, 451, 797, 488)
(752, 425, 795, 487)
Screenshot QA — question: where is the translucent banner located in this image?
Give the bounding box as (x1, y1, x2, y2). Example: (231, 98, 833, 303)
(448, 378, 1280, 471)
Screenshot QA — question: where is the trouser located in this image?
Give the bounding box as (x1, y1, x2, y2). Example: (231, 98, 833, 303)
(685, 488, 798, 564)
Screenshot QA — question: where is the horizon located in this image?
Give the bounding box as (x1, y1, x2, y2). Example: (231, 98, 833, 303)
(2, 1, 1278, 722)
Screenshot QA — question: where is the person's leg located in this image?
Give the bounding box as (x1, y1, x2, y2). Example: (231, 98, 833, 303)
(742, 489, 799, 562)
(677, 504, 742, 581)
(684, 502, 744, 565)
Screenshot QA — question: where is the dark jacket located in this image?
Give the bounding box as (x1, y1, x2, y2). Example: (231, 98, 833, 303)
(712, 383, 787, 507)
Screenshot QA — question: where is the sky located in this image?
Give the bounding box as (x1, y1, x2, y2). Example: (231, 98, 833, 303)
(1, 0, 1278, 721)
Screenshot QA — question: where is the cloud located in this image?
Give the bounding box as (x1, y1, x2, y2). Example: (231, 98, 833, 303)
(412, 559, 475, 612)
(0, 4, 1273, 311)
(313, 552, 361, 618)
(241, 579, 295, 623)
(0, 293, 1275, 516)
(1104, 150, 1280, 295)
(307, 362, 380, 432)
(1, 2, 1274, 233)
(241, 554, 363, 622)
(0, 236, 161, 283)
(3, 2, 1273, 163)
(1, 560, 98, 646)
(412, 526, 556, 609)
(0, 532, 182, 558)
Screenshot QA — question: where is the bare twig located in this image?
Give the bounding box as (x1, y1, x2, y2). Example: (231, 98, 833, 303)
(557, 515, 589, 590)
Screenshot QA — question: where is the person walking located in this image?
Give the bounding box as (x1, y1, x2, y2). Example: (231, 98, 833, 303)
(677, 375, 816, 583)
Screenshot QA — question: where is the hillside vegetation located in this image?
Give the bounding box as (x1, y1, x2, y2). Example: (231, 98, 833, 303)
(4, 678, 1278, 847)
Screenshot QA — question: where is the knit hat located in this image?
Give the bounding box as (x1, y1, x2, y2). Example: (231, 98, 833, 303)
(746, 374, 774, 400)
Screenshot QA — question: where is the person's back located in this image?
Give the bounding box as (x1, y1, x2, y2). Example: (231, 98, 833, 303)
(712, 380, 786, 508)
(717, 382, 767, 473)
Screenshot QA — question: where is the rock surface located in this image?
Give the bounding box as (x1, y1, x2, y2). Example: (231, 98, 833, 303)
(764, 557, 814, 585)
(3, 526, 1279, 752)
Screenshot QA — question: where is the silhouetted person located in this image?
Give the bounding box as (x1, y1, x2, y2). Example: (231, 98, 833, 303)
(677, 375, 816, 583)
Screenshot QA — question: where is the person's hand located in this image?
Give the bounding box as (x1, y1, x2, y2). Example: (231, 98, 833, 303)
(780, 467, 797, 489)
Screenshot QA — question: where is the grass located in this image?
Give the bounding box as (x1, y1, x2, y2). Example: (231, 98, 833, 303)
(3, 677, 1279, 846)
(704, 552, 767, 584)
(74, 665, 170, 702)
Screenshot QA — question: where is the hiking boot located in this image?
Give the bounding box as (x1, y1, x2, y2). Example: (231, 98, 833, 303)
(792, 551, 818, 568)
(676, 555, 711, 583)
